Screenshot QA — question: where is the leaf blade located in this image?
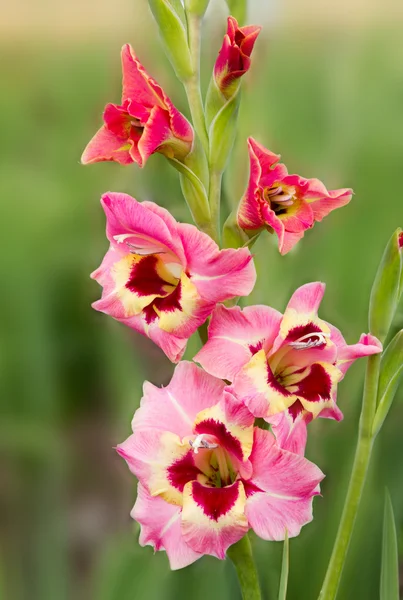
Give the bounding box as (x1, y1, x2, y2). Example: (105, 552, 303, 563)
(380, 490, 400, 600)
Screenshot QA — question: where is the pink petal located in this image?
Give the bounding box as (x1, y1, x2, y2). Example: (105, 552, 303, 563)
(178, 223, 256, 301)
(285, 281, 326, 315)
(81, 125, 134, 165)
(131, 362, 226, 438)
(194, 304, 282, 381)
(121, 44, 164, 107)
(336, 333, 382, 375)
(181, 480, 249, 559)
(101, 192, 182, 257)
(137, 105, 177, 164)
(303, 178, 353, 222)
(245, 428, 324, 540)
(132, 483, 201, 570)
(267, 404, 312, 455)
(260, 201, 305, 255)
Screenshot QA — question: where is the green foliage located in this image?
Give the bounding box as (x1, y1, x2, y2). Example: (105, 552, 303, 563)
(278, 532, 289, 600)
(380, 490, 399, 600)
(373, 330, 403, 437)
(225, 0, 247, 25)
(148, 0, 193, 81)
(369, 228, 403, 343)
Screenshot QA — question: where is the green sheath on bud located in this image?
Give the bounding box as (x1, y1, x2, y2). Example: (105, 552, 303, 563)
(225, 0, 247, 25)
(223, 210, 248, 248)
(372, 330, 403, 438)
(148, 0, 193, 81)
(369, 228, 403, 343)
(184, 0, 210, 17)
(208, 91, 240, 174)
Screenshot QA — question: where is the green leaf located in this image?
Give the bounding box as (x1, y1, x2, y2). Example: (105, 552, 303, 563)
(225, 0, 247, 25)
(369, 228, 403, 343)
(380, 490, 400, 600)
(278, 531, 289, 600)
(372, 330, 403, 437)
(148, 0, 193, 81)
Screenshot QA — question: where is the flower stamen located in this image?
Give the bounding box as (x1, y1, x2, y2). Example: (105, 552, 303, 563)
(289, 331, 330, 350)
(189, 434, 218, 454)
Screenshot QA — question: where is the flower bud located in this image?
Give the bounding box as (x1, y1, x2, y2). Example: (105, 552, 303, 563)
(148, 0, 193, 81)
(369, 228, 403, 343)
(184, 0, 210, 17)
(372, 330, 403, 438)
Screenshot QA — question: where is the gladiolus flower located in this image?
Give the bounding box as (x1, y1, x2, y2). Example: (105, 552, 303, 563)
(214, 17, 261, 98)
(116, 362, 324, 569)
(81, 44, 193, 167)
(91, 192, 256, 362)
(195, 282, 382, 454)
(237, 138, 353, 255)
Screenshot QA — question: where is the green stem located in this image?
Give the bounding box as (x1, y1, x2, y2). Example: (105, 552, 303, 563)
(183, 13, 209, 156)
(318, 353, 381, 600)
(208, 169, 222, 244)
(227, 535, 262, 600)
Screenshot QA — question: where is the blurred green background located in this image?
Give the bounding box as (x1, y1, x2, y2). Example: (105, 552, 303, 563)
(1, 1, 402, 598)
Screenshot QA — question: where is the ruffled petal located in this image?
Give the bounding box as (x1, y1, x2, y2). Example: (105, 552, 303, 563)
(132, 483, 201, 570)
(181, 481, 248, 559)
(121, 44, 164, 106)
(245, 428, 324, 540)
(336, 333, 382, 375)
(178, 223, 256, 301)
(132, 362, 226, 439)
(267, 402, 312, 455)
(101, 193, 181, 257)
(116, 430, 189, 505)
(81, 125, 134, 165)
(194, 304, 282, 381)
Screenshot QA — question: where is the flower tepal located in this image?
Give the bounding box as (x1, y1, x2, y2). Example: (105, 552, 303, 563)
(81, 44, 193, 167)
(214, 17, 261, 99)
(116, 362, 324, 569)
(195, 282, 382, 454)
(91, 193, 256, 362)
(237, 138, 353, 254)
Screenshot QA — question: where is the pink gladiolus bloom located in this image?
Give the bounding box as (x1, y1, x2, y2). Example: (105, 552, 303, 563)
(237, 138, 353, 255)
(214, 17, 261, 98)
(81, 44, 193, 167)
(116, 362, 324, 569)
(195, 282, 382, 454)
(91, 192, 256, 362)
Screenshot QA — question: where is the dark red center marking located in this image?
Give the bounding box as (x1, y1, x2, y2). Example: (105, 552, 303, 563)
(191, 480, 240, 521)
(126, 254, 175, 297)
(167, 451, 201, 492)
(295, 363, 332, 403)
(194, 418, 243, 461)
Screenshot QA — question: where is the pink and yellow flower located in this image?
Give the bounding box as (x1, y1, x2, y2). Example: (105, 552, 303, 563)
(214, 17, 261, 98)
(237, 138, 353, 255)
(195, 282, 382, 454)
(91, 192, 256, 362)
(81, 44, 193, 167)
(116, 362, 324, 569)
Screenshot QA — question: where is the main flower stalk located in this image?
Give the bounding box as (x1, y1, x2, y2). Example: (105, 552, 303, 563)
(227, 535, 262, 600)
(318, 353, 381, 599)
